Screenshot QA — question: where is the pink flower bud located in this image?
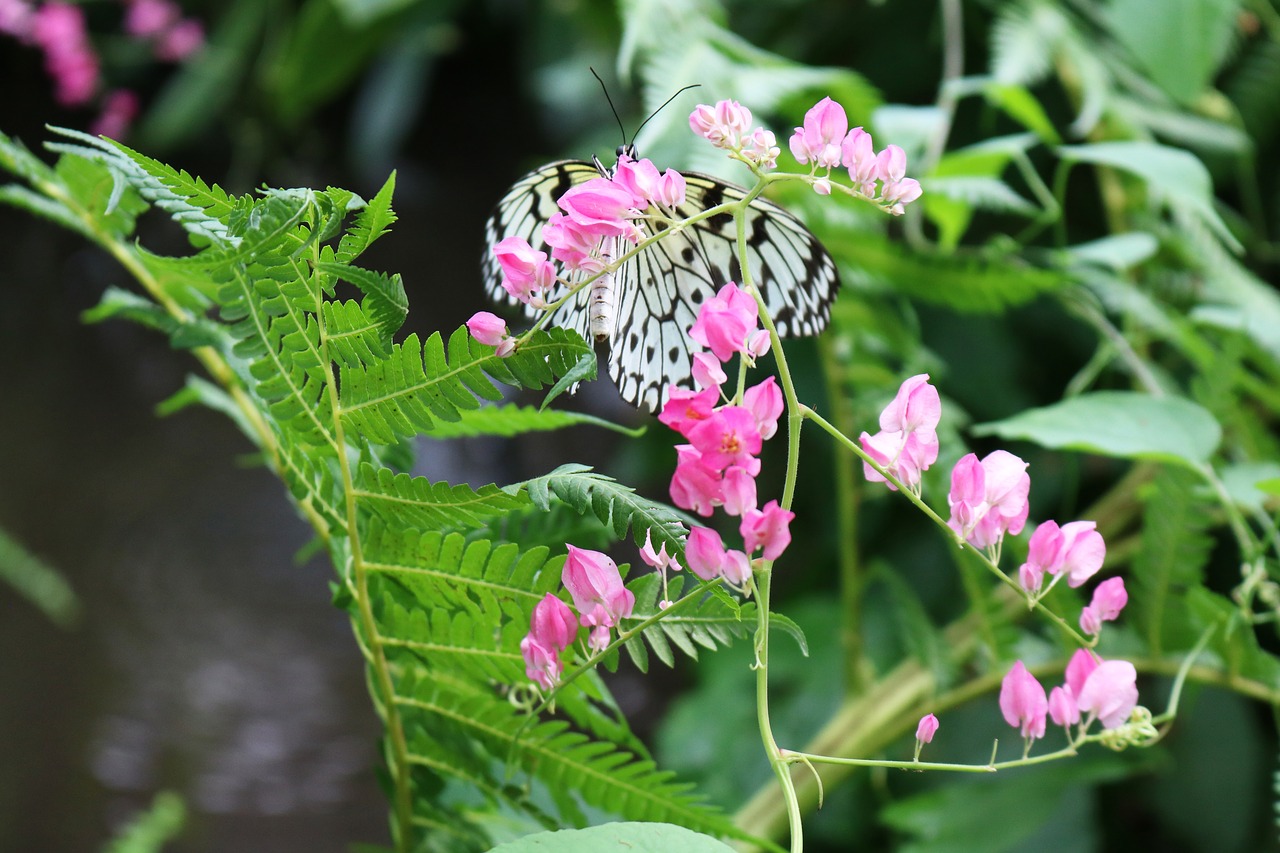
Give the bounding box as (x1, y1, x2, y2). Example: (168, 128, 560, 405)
(1064, 648, 1099, 697)
(639, 529, 674, 571)
(842, 127, 877, 194)
(916, 713, 939, 744)
(1081, 576, 1127, 635)
(1048, 685, 1079, 727)
(655, 169, 687, 207)
(743, 377, 783, 441)
(467, 311, 508, 347)
(720, 465, 757, 517)
(880, 374, 941, 435)
(721, 549, 752, 586)
(791, 97, 848, 169)
(746, 328, 772, 358)
(685, 526, 729, 581)
(691, 352, 727, 389)
(520, 593, 578, 690)
(690, 282, 760, 363)
(999, 660, 1048, 741)
(561, 545, 634, 633)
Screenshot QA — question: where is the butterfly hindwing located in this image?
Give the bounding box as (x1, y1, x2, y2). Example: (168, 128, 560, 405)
(483, 160, 840, 412)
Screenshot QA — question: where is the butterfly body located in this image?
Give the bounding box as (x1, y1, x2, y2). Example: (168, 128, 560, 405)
(482, 155, 839, 412)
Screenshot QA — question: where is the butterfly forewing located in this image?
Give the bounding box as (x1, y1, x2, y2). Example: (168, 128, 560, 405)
(482, 160, 840, 412)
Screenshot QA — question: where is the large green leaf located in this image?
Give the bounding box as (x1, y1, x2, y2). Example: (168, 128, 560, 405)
(972, 391, 1221, 468)
(487, 822, 737, 853)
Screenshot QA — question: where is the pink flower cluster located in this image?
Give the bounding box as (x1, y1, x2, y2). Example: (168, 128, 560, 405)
(658, 282, 793, 590)
(689, 100, 781, 170)
(790, 97, 923, 213)
(0, 0, 203, 138)
(1000, 649, 1139, 747)
(520, 545, 636, 690)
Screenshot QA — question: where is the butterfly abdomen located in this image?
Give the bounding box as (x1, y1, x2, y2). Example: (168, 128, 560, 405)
(589, 236, 620, 342)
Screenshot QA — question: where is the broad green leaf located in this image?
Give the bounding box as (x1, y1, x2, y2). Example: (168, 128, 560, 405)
(1061, 233, 1159, 270)
(1057, 142, 1239, 251)
(972, 391, 1221, 467)
(981, 81, 1060, 143)
(1105, 0, 1240, 105)
(486, 822, 737, 852)
(1218, 462, 1280, 513)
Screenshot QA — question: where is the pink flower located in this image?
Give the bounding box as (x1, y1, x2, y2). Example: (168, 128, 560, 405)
(1057, 521, 1106, 587)
(1080, 576, 1128, 636)
(540, 212, 599, 273)
(154, 18, 204, 62)
(879, 374, 941, 435)
(861, 374, 941, 492)
(33, 2, 99, 107)
(124, 0, 179, 38)
(1018, 520, 1062, 594)
(670, 445, 722, 517)
(690, 282, 760, 362)
(739, 500, 794, 561)
(689, 100, 752, 149)
(558, 176, 638, 239)
(789, 97, 848, 169)
(612, 156, 661, 203)
(1048, 685, 1079, 728)
(1076, 659, 1138, 729)
(915, 713, 939, 744)
(493, 236, 555, 303)
(685, 526, 728, 582)
(842, 127, 877, 195)
(90, 89, 140, 139)
(875, 144, 923, 215)
(999, 660, 1048, 741)
(639, 529, 679, 573)
(1064, 648, 1099, 697)
(687, 406, 763, 473)
(520, 593, 578, 690)
(947, 450, 1030, 550)
(467, 311, 508, 347)
(561, 545, 634, 650)
(743, 377, 783, 441)
(742, 128, 780, 170)
(721, 466, 757, 517)
(691, 352, 727, 389)
(658, 385, 719, 437)
(0, 0, 35, 41)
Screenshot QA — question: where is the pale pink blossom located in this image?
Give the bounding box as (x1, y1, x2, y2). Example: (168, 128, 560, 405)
(639, 529, 679, 573)
(33, 2, 99, 106)
(1048, 685, 1079, 728)
(561, 545, 634, 650)
(861, 374, 941, 492)
(742, 376, 783, 440)
(842, 127, 877, 195)
(875, 144, 923, 214)
(654, 168, 686, 207)
(742, 127, 780, 170)
(1057, 521, 1106, 587)
(0, 0, 34, 41)
(947, 450, 1030, 550)
(612, 156, 661, 203)
(493, 235, 555, 303)
(790, 97, 847, 169)
(689, 100, 752, 149)
(691, 352, 727, 389)
(541, 212, 602, 273)
(670, 445, 722, 517)
(558, 177, 639, 240)
(746, 328, 771, 358)
(124, 0, 179, 38)
(1076, 659, 1138, 729)
(466, 311, 509, 347)
(1064, 648, 1099, 697)
(739, 499, 794, 561)
(999, 660, 1047, 741)
(915, 713, 939, 744)
(720, 549, 752, 586)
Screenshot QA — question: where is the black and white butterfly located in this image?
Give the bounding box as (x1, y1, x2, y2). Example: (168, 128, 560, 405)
(481, 147, 840, 412)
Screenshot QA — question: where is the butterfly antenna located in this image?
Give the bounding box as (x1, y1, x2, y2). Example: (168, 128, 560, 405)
(590, 66, 628, 145)
(631, 83, 702, 145)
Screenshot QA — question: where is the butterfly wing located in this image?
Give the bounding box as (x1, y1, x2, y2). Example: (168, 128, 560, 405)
(607, 173, 840, 411)
(482, 162, 840, 413)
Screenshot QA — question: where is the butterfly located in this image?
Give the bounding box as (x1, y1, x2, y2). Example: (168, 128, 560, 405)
(481, 147, 840, 412)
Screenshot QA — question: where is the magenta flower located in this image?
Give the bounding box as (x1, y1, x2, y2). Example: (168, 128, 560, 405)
(1047, 685, 1079, 728)
(1080, 576, 1128, 636)
(561, 545, 634, 650)
(33, 2, 99, 107)
(789, 97, 848, 169)
(541, 212, 601, 273)
(947, 450, 1030, 550)
(999, 660, 1048, 742)
(687, 406, 763, 473)
(1018, 520, 1062, 594)
(492, 236, 555, 303)
(915, 713, 939, 745)
(658, 385, 719, 437)
(467, 311, 510, 348)
(690, 282, 760, 362)
(720, 466, 758, 517)
(743, 377, 783, 441)
(1077, 660, 1138, 729)
(670, 445, 723, 517)
(654, 168, 687, 207)
(685, 526, 729, 581)
(739, 500, 794, 562)
(558, 176, 639, 239)
(520, 593, 578, 690)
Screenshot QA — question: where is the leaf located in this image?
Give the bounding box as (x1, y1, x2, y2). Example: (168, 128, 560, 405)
(767, 611, 808, 657)
(1104, 0, 1239, 105)
(1061, 233, 1159, 271)
(354, 463, 532, 531)
(981, 81, 1060, 143)
(972, 391, 1221, 468)
(486, 822, 738, 853)
(422, 404, 644, 440)
(0, 527, 79, 628)
(1057, 141, 1240, 252)
(315, 256, 407, 336)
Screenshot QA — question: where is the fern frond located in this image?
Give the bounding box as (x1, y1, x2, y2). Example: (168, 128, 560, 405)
(519, 463, 691, 556)
(319, 298, 390, 368)
(422, 404, 642, 440)
(619, 574, 754, 672)
(354, 463, 531, 531)
(315, 251, 407, 337)
(337, 326, 593, 445)
(338, 171, 398, 261)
